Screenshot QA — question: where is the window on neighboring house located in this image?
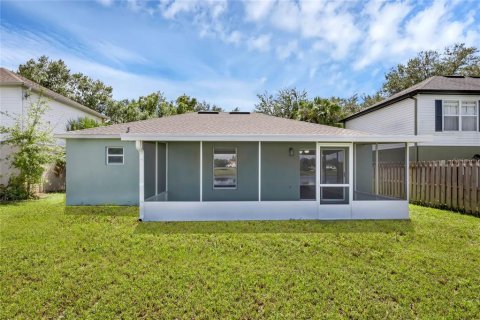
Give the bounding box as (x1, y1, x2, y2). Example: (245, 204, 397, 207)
(106, 147, 124, 165)
(461, 100, 478, 131)
(443, 100, 478, 132)
(443, 100, 459, 131)
(213, 148, 237, 189)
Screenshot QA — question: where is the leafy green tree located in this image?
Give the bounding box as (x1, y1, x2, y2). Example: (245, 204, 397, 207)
(382, 43, 480, 96)
(0, 94, 62, 198)
(196, 101, 224, 112)
(175, 94, 198, 114)
(254, 88, 307, 119)
(68, 73, 113, 113)
(297, 97, 344, 127)
(18, 56, 114, 113)
(18, 56, 71, 96)
(66, 117, 103, 131)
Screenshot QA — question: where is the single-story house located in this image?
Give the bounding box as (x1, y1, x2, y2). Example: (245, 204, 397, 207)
(342, 76, 480, 161)
(58, 112, 425, 221)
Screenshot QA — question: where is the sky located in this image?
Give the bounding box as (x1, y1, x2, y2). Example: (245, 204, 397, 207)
(1, 0, 479, 110)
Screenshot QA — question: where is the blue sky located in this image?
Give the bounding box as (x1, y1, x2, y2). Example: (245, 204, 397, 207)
(1, 0, 479, 110)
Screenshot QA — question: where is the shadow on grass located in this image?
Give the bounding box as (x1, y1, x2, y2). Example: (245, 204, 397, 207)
(64, 206, 137, 217)
(134, 219, 415, 234)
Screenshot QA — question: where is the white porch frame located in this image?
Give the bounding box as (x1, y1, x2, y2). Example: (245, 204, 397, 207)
(138, 140, 411, 221)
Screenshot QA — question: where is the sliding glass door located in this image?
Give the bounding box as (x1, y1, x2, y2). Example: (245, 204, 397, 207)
(319, 147, 349, 204)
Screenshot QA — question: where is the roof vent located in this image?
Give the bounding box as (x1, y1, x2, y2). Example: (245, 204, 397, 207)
(444, 75, 465, 78)
(229, 111, 250, 114)
(198, 111, 219, 114)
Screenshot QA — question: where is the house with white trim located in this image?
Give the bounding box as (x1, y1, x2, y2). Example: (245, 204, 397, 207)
(0, 67, 106, 189)
(58, 111, 425, 221)
(342, 76, 480, 161)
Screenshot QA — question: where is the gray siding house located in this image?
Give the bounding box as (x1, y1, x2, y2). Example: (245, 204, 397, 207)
(58, 112, 422, 221)
(343, 76, 480, 161)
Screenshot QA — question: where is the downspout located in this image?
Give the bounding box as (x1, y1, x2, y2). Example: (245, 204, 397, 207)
(136, 140, 145, 221)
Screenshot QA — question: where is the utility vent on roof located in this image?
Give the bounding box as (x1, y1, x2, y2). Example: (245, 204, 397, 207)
(198, 111, 219, 114)
(444, 75, 465, 78)
(229, 111, 250, 114)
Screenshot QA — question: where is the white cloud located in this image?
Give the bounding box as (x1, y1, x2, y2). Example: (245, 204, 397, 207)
(160, 0, 227, 19)
(244, 0, 275, 21)
(225, 30, 243, 45)
(161, 0, 197, 19)
(247, 34, 271, 52)
(355, 0, 480, 69)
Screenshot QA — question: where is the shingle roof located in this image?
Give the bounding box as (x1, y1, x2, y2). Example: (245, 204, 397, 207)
(0, 67, 107, 119)
(343, 76, 480, 121)
(60, 112, 370, 137)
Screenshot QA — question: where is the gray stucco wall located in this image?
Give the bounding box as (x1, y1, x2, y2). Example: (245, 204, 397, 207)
(66, 139, 139, 205)
(410, 146, 480, 161)
(202, 142, 259, 201)
(167, 142, 200, 201)
(144, 142, 156, 199)
(261, 142, 315, 201)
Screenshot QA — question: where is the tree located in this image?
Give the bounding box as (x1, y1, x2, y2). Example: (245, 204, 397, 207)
(18, 56, 70, 96)
(254, 88, 308, 119)
(66, 117, 103, 131)
(196, 101, 224, 112)
(297, 97, 344, 127)
(18, 56, 114, 113)
(382, 43, 480, 96)
(68, 73, 113, 114)
(0, 94, 62, 198)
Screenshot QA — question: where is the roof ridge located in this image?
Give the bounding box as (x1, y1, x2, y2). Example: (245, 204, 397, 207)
(417, 76, 437, 89)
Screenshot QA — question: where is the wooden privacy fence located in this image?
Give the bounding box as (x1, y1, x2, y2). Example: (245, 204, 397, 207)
(409, 160, 479, 215)
(377, 163, 406, 200)
(377, 160, 480, 215)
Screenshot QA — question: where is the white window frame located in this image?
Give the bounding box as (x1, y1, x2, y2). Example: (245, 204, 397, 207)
(460, 100, 478, 132)
(213, 147, 238, 190)
(106, 147, 124, 165)
(442, 100, 478, 132)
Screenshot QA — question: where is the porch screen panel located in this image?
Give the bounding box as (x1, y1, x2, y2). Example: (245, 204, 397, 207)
(354, 143, 406, 201)
(299, 149, 316, 200)
(319, 147, 349, 205)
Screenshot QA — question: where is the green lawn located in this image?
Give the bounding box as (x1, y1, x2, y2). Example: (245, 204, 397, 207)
(1, 195, 479, 319)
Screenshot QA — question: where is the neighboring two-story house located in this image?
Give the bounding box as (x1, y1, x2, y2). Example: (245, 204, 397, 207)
(343, 76, 480, 161)
(0, 67, 106, 190)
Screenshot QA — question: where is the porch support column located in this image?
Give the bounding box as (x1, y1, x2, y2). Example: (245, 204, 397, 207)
(136, 140, 145, 221)
(200, 141, 203, 202)
(155, 142, 158, 195)
(258, 141, 261, 202)
(316, 142, 320, 204)
(349, 143, 354, 209)
(375, 143, 379, 195)
(406, 142, 410, 202)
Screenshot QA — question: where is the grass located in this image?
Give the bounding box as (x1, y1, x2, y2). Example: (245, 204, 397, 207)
(1, 195, 479, 319)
